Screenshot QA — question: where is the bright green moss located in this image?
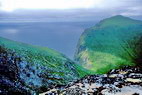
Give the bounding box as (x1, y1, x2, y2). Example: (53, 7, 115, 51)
(75, 15, 142, 74)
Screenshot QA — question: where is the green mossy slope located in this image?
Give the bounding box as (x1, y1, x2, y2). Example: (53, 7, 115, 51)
(75, 15, 142, 74)
(0, 37, 89, 94)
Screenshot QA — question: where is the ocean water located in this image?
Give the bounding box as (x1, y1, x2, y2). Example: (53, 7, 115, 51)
(0, 21, 97, 59)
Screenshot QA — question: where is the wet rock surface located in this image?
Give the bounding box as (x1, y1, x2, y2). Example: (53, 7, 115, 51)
(0, 45, 79, 95)
(42, 66, 142, 95)
(0, 37, 92, 94)
(0, 46, 34, 95)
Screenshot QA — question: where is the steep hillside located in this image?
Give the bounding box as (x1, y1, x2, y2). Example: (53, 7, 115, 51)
(75, 15, 142, 74)
(0, 37, 89, 94)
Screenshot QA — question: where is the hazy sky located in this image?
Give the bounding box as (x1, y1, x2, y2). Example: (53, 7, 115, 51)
(0, 0, 141, 22)
(0, 0, 137, 11)
(0, 0, 141, 12)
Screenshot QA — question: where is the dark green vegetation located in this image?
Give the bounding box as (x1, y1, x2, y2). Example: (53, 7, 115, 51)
(0, 37, 90, 94)
(75, 15, 142, 74)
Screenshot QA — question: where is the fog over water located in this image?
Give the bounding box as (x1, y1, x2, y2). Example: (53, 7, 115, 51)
(0, 21, 98, 58)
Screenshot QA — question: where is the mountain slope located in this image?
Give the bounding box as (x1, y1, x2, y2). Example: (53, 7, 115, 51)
(75, 15, 142, 74)
(0, 37, 89, 94)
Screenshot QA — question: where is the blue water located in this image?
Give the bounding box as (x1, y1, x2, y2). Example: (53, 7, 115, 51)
(0, 21, 97, 59)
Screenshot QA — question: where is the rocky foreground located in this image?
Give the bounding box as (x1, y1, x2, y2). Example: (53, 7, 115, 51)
(0, 37, 88, 94)
(40, 66, 142, 95)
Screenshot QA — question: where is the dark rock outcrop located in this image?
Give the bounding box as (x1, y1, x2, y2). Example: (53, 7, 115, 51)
(44, 66, 142, 95)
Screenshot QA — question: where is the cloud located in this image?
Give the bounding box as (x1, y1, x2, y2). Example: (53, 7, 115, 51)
(0, 0, 141, 11)
(0, 0, 142, 22)
(119, 6, 142, 17)
(0, 0, 104, 12)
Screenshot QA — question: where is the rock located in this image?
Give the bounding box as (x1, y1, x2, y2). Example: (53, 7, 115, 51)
(44, 66, 142, 95)
(126, 78, 142, 83)
(0, 37, 88, 94)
